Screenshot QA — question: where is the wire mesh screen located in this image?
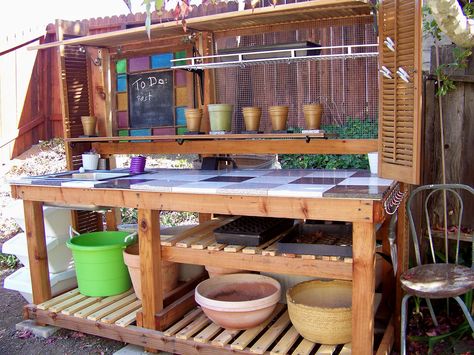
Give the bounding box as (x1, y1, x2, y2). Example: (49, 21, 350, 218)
(214, 19, 378, 136)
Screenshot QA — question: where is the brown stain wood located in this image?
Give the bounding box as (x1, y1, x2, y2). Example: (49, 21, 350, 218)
(138, 209, 163, 330)
(155, 290, 197, 331)
(23, 200, 51, 304)
(351, 221, 375, 354)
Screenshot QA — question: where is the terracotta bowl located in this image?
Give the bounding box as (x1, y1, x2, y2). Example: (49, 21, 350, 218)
(205, 265, 246, 278)
(195, 273, 281, 330)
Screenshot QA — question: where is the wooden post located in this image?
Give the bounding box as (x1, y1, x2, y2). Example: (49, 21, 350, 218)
(138, 209, 163, 331)
(23, 200, 51, 304)
(352, 221, 375, 354)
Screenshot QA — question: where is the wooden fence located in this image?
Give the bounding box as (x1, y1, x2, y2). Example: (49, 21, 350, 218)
(423, 44, 474, 228)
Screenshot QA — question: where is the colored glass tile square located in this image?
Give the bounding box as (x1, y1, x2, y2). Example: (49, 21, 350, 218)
(116, 59, 127, 73)
(129, 56, 150, 72)
(177, 126, 188, 135)
(174, 50, 187, 66)
(117, 93, 128, 111)
(130, 128, 152, 142)
(176, 106, 186, 126)
(153, 127, 175, 141)
(118, 129, 129, 142)
(117, 111, 128, 128)
(116, 74, 127, 92)
(175, 87, 188, 106)
(175, 70, 187, 86)
(151, 53, 173, 69)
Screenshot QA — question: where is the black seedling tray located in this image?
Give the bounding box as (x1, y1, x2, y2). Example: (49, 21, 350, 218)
(277, 222, 353, 257)
(214, 216, 294, 247)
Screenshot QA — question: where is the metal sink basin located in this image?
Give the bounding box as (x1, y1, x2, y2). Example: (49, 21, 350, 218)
(71, 172, 131, 180)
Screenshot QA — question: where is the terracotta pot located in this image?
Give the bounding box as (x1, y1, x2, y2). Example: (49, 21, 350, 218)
(208, 104, 233, 131)
(81, 116, 97, 136)
(242, 107, 262, 131)
(268, 106, 289, 131)
(303, 104, 323, 130)
(205, 265, 246, 278)
(185, 108, 202, 132)
(195, 273, 281, 330)
(123, 244, 179, 299)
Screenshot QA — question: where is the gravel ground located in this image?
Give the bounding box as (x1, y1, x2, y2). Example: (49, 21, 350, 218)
(0, 139, 197, 354)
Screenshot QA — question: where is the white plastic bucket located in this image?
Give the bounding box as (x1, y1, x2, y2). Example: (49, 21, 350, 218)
(82, 153, 100, 170)
(368, 152, 378, 175)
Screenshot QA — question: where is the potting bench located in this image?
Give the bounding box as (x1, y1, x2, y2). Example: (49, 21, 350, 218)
(14, 0, 423, 353)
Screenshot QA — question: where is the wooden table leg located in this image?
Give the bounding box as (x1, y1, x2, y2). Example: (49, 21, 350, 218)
(138, 209, 163, 330)
(24, 200, 51, 305)
(352, 221, 375, 354)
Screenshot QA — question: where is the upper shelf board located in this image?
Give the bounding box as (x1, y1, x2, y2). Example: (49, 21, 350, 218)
(29, 0, 372, 50)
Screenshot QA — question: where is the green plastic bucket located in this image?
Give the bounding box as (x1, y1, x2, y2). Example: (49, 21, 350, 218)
(67, 229, 137, 296)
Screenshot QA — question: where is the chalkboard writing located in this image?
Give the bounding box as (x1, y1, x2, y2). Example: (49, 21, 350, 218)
(128, 70, 174, 128)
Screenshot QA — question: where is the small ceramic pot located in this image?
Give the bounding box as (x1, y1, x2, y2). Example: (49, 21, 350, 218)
(208, 104, 233, 131)
(205, 265, 246, 278)
(185, 108, 203, 132)
(242, 107, 262, 131)
(268, 106, 289, 131)
(303, 104, 323, 130)
(81, 116, 97, 136)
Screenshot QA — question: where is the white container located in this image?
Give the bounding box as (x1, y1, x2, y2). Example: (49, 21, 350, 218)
(368, 152, 379, 175)
(2, 233, 74, 273)
(82, 153, 100, 170)
(6, 200, 72, 237)
(4, 267, 77, 303)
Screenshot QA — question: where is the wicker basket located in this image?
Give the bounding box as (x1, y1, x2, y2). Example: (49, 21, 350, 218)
(286, 280, 352, 345)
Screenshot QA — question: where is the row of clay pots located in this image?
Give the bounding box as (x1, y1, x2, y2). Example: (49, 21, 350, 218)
(184, 104, 323, 132)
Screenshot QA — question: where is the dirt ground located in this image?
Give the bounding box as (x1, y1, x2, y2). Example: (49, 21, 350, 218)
(0, 140, 196, 354)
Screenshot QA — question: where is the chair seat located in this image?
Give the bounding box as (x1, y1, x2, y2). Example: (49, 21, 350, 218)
(400, 263, 474, 299)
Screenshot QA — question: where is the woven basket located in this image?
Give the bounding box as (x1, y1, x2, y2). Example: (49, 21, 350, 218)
(286, 280, 352, 345)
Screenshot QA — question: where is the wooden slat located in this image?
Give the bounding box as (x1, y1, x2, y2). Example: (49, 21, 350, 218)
(87, 293, 138, 321)
(161, 218, 229, 246)
(250, 311, 291, 354)
(193, 323, 222, 343)
(163, 308, 203, 336)
(191, 233, 216, 249)
(242, 232, 287, 255)
(74, 289, 134, 318)
(262, 241, 279, 256)
(37, 288, 80, 310)
(224, 245, 245, 253)
(315, 344, 337, 354)
(339, 343, 352, 354)
(175, 313, 210, 340)
(269, 326, 300, 355)
(231, 304, 284, 350)
(292, 339, 316, 355)
(101, 300, 142, 324)
(49, 293, 89, 313)
(207, 242, 226, 251)
(211, 329, 240, 347)
(116, 307, 142, 327)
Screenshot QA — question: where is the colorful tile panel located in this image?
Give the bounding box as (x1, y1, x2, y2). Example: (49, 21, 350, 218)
(116, 59, 127, 73)
(117, 111, 128, 128)
(117, 93, 128, 111)
(151, 53, 173, 69)
(175, 87, 188, 106)
(116, 74, 127, 92)
(175, 106, 186, 126)
(128, 56, 150, 72)
(175, 70, 187, 86)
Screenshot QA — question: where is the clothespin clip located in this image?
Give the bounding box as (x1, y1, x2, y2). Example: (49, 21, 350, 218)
(384, 37, 395, 52)
(379, 66, 392, 79)
(397, 67, 410, 83)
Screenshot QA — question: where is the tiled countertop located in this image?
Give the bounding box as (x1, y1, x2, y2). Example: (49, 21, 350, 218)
(13, 169, 396, 200)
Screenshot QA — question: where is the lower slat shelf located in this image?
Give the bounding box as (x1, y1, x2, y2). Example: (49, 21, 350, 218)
(27, 289, 394, 354)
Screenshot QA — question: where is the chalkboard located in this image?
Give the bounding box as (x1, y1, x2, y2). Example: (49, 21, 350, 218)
(128, 70, 174, 128)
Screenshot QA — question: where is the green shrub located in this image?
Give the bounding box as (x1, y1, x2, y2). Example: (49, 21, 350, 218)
(280, 118, 377, 169)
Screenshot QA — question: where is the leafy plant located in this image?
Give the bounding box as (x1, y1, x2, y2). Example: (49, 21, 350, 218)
(0, 253, 18, 269)
(280, 118, 377, 170)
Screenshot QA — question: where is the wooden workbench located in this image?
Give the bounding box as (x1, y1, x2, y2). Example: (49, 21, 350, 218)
(11, 168, 397, 354)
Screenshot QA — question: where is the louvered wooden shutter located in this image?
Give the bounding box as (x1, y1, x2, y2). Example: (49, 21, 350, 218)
(57, 20, 102, 233)
(378, 0, 422, 184)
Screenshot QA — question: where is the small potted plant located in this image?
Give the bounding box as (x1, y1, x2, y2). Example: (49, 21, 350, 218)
(303, 103, 323, 130)
(208, 104, 234, 131)
(268, 105, 289, 131)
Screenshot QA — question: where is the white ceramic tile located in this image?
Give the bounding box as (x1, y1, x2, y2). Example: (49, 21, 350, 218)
(263, 169, 311, 177)
(220, 169, 270, 177)
(339, 177, 393, 186)
(306, 170, 356, 178)
(143, 173, 212, 181)
(130, 180, 190, 192)
(61, 181, 96, 188)
(216, 183, 282, 196)
(172, 181, 232, 194)
(267, 184, 333, 198)
(246, 176, 299, 184)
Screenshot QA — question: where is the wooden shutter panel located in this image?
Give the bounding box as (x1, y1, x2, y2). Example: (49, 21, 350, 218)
(378, 0, 422, 184)
(57, 20, 102, 233)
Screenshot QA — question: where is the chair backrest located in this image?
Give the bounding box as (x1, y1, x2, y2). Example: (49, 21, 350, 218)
(407, 184, 474, 267)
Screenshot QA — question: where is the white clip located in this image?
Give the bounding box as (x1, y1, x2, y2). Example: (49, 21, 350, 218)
(379, 66, 392, 79)
(397, 67, 410, 83)
(384, 37, 395, 52)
